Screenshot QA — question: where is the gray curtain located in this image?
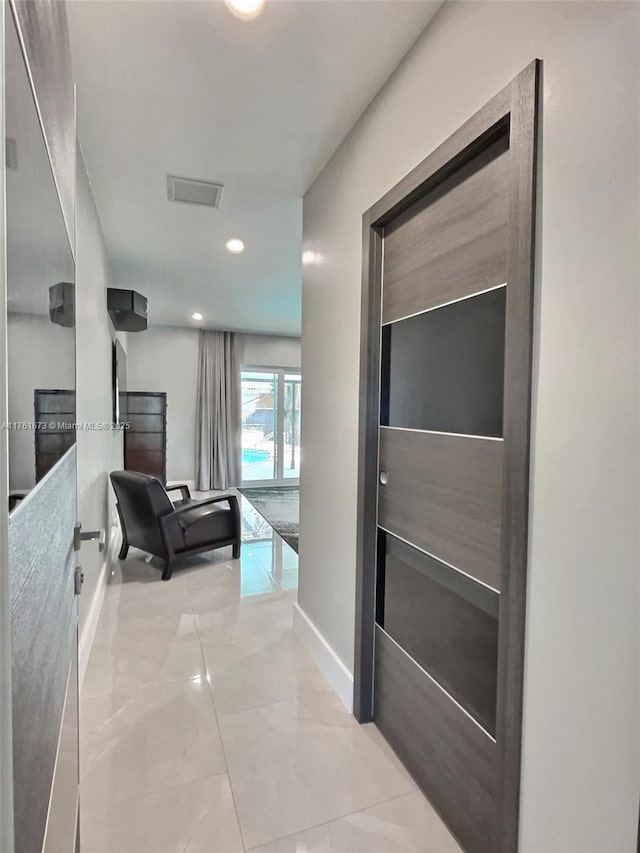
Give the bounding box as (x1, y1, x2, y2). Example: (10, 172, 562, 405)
(195, 330, 241, 490)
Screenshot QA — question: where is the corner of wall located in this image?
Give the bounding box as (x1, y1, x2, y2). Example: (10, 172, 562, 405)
(293, 602, 354, 712)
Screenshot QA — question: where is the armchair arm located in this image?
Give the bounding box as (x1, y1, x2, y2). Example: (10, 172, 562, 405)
(164, 493, 238, 521)
(165, 483, 192, 503)
(158, 493, 241, 555)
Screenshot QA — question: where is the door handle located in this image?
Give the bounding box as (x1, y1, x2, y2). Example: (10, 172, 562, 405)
(74, 566, 85, 596)
(379, 470, 389, 486)
(74, 523, 106, 553)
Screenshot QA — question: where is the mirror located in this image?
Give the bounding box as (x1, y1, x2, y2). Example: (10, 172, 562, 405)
(5, 16, 76, 510)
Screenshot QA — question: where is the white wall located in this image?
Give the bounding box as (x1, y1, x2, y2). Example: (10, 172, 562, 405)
(238, 333, 301, 370)
(300, 2, 639, 851)
(126, 325, 199, 483)
(75, 146, 127, 649)
(127, 326, 300, 482)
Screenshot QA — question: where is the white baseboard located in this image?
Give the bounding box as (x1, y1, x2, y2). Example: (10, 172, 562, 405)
(293, 603, 354, 713)
(78, 521, 120, 690)
(78, 558, 108, 690)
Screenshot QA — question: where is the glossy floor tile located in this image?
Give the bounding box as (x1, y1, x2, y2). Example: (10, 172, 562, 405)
(202, 627, 332, 715)
(81, 678, 226, 810)
(82, 773, 243, 853)
(247, 792, 461, 853)
(218, 697, 417, 849)
(81, 630, 207, 701)
(81, 494, 459, 852)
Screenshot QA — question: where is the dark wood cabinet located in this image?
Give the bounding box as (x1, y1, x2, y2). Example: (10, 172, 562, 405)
(34, 389, 76, 483)
(124, 392, 166, 483)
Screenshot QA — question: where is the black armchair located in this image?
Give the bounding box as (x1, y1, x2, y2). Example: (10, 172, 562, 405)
(110, 471, 241, 581)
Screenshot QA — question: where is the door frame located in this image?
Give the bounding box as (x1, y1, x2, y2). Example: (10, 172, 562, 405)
(240, 365, 301, 487)
(0, 5, 16, 848)
(354, 60, 540, 852)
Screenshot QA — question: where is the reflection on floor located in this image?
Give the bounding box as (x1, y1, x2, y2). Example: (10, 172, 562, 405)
(80, 495, 461, 852)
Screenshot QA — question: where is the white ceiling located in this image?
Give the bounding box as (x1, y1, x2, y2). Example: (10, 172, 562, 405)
(67, 0, 441, 336)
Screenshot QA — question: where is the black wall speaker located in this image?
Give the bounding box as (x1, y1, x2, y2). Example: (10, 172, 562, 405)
(107, 288, 148, 332)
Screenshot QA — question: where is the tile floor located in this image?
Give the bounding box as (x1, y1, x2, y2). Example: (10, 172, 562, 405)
(80, 496, 461, 852)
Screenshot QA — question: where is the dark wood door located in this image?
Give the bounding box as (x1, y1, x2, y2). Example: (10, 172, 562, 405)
(356, 63, 539, 853)
(124, 392, 167, 482)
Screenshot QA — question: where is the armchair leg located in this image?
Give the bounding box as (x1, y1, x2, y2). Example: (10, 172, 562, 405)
(161, 560, 173, 581)
(116, 500, 129, 560)
(229, 495, 241, 561)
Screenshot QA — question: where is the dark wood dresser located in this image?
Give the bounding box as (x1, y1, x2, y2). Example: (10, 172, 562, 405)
(124, 391, 167, 483)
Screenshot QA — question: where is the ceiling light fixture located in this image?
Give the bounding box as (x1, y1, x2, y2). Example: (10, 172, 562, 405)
(224, 0, 265, 21)
(225, 238, 244, 254)
(192, 312, 204, 321)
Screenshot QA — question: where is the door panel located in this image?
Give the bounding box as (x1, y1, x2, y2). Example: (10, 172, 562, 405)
(378, 427, 503, 589)
(5, 9, 79, 852)
(379, 534, 499, 734)
(381, 138, 509, 325)
(8, 450, 77, 853)
(374, 626, 495, 853)
(383, 286, 506, 437)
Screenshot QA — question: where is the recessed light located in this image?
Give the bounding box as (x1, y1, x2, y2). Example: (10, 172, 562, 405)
(224, 0, 265, 21)
(192, 312, 203, 321)
(226, 238, 244, 254)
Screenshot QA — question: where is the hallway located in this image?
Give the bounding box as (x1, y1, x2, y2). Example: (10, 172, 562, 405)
(80, 497, 460, 852)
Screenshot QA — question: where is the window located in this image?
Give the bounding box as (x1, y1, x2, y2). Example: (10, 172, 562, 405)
(241, 368, 301, 484)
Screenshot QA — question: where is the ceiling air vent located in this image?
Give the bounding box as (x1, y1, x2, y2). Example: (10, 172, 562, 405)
(167, 175, 224, 208)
